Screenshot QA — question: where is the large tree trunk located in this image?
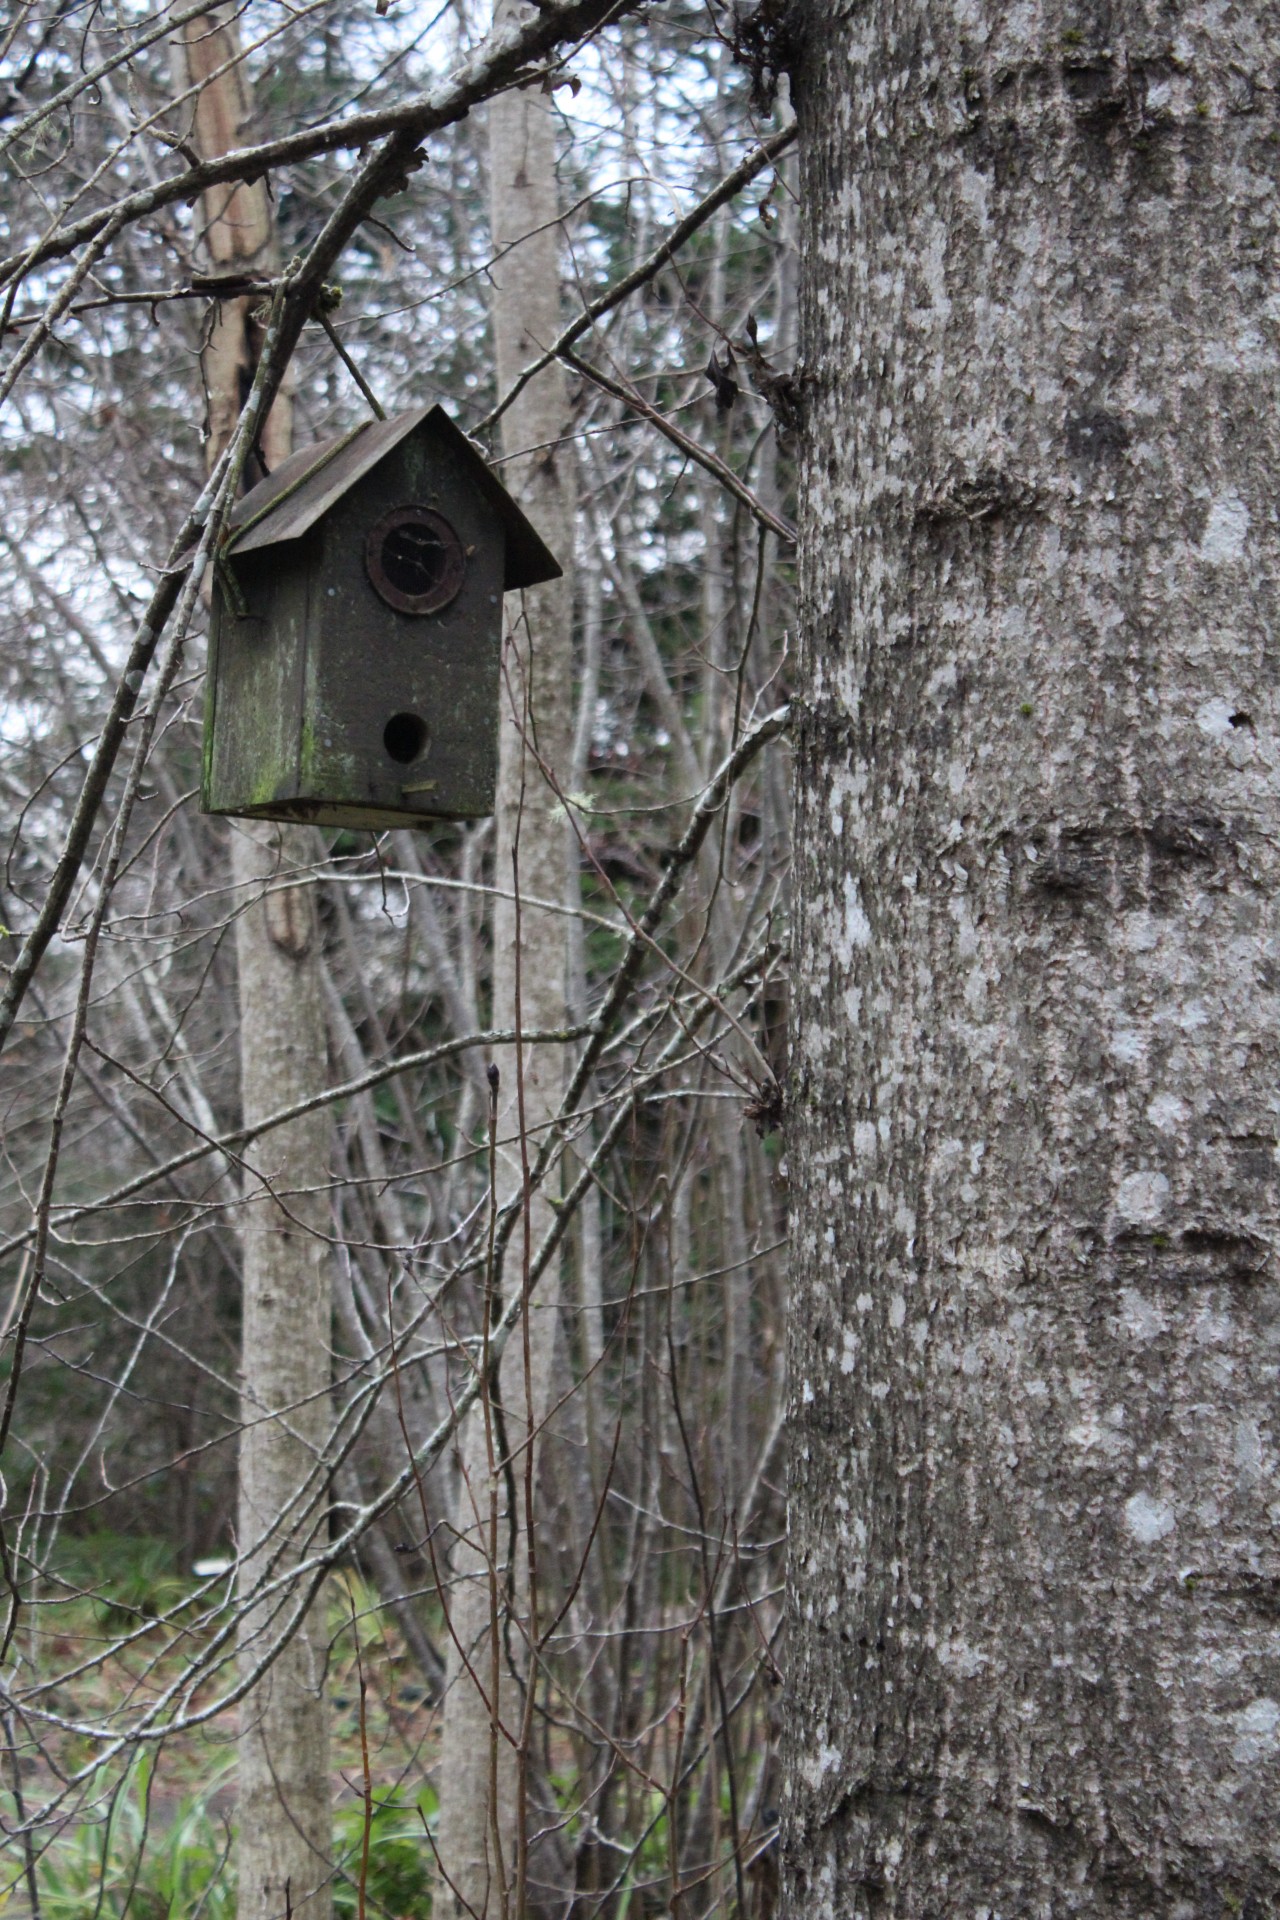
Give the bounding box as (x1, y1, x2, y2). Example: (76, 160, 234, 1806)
(433, 5, 575, 1913)
(177, 12, 332, 1917)
(784, 4, 1280, 1913)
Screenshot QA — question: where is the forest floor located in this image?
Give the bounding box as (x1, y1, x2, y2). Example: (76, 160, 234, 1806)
(3, 1554, 440, 1917)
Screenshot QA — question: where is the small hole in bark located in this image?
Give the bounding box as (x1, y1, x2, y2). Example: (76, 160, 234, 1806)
(1229, 710, 1254, 730)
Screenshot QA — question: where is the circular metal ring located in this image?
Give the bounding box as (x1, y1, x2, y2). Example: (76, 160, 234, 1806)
(365, 505, 466, 616)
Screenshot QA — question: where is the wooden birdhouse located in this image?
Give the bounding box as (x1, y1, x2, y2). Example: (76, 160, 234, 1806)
(202, 404, 561, 830)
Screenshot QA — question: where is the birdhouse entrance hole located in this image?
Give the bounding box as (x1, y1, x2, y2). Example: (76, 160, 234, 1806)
(366, 506, 465, 615)
(384, 712, 429, 764)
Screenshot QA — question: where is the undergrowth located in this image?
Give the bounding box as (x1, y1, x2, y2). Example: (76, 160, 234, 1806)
(3, 1550, 439, 1917)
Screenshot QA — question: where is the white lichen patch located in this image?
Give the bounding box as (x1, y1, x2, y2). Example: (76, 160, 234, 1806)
(1197, 696, 1240, 739)
(1110, 1023, 1148, 1064)
(1119, 1288, 1167, 1342)
(1121, 914, 1160, 956)
(800, 1740, 843, 1790)
(1123, 1491, 1176, 1543)
(1199, 490, 1250, 563)
(1193, 1306, 1234, 1347)
(1068, 1409, 1128, 1459)
(1203, 327, 1271, 374)
(1231, 1698, 1280, 1766)
(1234, 1418, 1264, 1484)
(837, 873, 872, 961)
(936, 1637, 987, 1677)
(1147, 1092, 1188, 1132)
(827, 763, 864, 839)
(1114, 1170, 1171, 1229)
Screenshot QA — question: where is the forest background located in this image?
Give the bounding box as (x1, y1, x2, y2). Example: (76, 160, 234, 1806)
(0, 2, 795, 1917)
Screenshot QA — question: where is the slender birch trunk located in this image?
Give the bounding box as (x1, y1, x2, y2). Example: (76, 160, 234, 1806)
(177, 13, 331, 1917)
(232, 827, 332, 1920)
(434, 5, 575, 1912)
(785, 4, 1280, 1913)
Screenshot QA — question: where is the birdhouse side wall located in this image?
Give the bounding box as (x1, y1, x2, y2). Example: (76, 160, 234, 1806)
(300, 426, 504, 824)
(203, 545, 312, 817)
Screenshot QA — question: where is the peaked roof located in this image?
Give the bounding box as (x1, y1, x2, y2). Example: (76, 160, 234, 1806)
(225, 403, 562, 590)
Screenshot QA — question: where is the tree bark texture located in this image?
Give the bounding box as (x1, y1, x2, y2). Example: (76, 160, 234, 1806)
(233, 822, 333, 1920)
(178, 12, 331, 1916)
(784, 3, 1280, 1914)
(434, 4, 576, 1910)
(178, 7, 292, 475)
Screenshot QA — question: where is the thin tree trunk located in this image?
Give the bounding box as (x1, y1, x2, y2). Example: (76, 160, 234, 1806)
(785, 4, 1280, 1914)
(177, 11, 331, 1917)
(233, 826, 332, 1920)
(434, 4, 575, 1912)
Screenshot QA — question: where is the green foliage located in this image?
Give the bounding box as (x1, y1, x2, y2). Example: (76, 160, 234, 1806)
(613, 1789, 673, 1920)
(17, 1765, 440, 1920)
(52, 1534, 192, 1628)
(333, 1786, 438, 1918)
(27, 1754, 237, 1920)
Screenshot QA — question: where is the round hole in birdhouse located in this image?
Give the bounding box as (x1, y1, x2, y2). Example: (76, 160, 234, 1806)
(366, 506, 466, 615)
(384, 712, 429, 764)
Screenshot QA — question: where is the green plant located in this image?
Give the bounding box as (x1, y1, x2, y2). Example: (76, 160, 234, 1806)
(52, 1533, 192, 1629)
(332, 1786, 437, 1918)
(24, 1763, 439, 1920)
(34, 1755, 237, 1920)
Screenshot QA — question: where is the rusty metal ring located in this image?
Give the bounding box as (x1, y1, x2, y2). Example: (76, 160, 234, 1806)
(365, 505, 466, 616)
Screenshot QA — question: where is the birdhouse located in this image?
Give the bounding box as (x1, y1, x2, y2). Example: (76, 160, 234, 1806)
(201, 404, 561, 830)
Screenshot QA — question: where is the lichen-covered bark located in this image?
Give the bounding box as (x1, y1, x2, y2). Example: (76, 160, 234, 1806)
(178, 15, 331, 1915)
(233, 822, 332, 1920)
(433, 2, 575, 1908)
(178, 6, 292, 478)
(784, 4, 1280, 1914)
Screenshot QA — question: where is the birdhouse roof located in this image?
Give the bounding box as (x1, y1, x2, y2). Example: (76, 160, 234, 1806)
(224, 403, 562, 590)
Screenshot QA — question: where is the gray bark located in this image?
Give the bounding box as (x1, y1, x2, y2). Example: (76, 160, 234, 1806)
(434, 4, 576, 1910)
(234, 823, 333, 1920)
(784, 3, 1280, 1914)
(176, 14, 332, 1914)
